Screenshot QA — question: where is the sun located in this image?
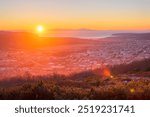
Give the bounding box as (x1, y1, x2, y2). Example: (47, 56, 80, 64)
(37, 25, 44, 33)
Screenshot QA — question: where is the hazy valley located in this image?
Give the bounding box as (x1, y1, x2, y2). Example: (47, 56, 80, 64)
(0, 32, 150, 78)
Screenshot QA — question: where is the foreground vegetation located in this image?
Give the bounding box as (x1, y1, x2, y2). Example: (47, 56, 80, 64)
(0, 59, 150, 100)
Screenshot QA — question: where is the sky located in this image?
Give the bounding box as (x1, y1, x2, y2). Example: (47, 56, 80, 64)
(0, 0, 150, 31)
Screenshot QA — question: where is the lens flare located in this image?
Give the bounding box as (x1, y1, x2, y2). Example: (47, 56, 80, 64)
(130, 88, 135, 93)
(103, 68, 111, 77)
(102, 67, 113, 78)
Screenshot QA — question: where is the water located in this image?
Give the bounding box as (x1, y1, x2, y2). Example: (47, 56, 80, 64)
(48, 29, 150, 39)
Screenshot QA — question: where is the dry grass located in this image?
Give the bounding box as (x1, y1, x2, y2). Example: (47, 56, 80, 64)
(0, 59, 150, 100)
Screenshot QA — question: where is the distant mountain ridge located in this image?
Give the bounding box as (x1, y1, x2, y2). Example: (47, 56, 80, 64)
(112, 33, 150, 40)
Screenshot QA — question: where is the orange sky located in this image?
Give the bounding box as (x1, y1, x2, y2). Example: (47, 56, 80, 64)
(0, 0, 150, 31)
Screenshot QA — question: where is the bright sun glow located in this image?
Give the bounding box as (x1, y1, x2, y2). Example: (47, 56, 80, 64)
(37, 25, 44, 33)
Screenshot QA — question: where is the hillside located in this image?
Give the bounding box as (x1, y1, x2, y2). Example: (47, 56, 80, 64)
(0, 31, 95, 49)
(111, 33, 150, 40)
(0, 59, 150, 100)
